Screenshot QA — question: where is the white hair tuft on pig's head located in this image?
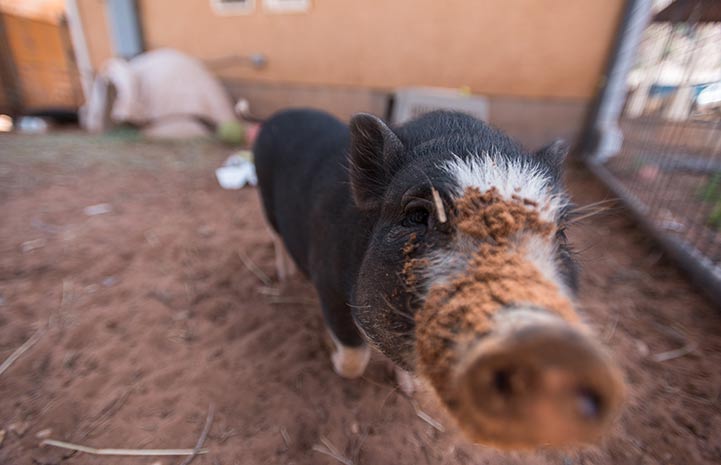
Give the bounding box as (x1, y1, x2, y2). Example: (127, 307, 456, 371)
(424, 149, 574, 299)
(441, 150, 569, 223)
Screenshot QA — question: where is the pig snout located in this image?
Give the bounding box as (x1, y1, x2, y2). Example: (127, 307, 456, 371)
(413, 186, 624, 448)
(414, 258, 625, 448)
(451, 308, 624, 448)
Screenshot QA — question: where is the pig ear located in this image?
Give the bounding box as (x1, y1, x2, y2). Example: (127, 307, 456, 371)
(535, 139, 568, 176)
(349, 113, 404, 210)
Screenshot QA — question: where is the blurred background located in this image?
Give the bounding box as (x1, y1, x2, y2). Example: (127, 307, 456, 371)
(1, 0, 626, 147)
(1, 1, 720, 465)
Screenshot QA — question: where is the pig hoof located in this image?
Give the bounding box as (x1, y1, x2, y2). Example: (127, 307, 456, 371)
(395, 366, 417, 396)
(331, 343, 370, 379)
(270, 228, 297, 282)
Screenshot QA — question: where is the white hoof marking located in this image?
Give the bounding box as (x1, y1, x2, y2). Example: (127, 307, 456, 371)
(395, 366, 418, 396)
(329, 333, 370, 379)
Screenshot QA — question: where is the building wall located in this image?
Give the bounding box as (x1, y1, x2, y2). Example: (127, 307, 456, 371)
(224, 80, 587, 149)
(78, 0, 624, 99)
(74, 0, 625, 146)
(76, 0, 113, 70)
(137, 0, 623, 99)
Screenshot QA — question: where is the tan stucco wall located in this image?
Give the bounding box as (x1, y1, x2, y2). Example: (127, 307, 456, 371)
(73, 0, 625, 145)
(137, 0, 624, 100)
(76, 0, 112, 70)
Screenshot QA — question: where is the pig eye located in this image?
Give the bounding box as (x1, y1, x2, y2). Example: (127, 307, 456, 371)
(403, 207, 430, 227)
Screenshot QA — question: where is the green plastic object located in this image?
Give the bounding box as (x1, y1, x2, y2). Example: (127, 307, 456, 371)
(216, 120, 246, 145)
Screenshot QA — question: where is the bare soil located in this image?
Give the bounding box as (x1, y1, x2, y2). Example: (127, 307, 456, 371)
(1, 132, 720, 465)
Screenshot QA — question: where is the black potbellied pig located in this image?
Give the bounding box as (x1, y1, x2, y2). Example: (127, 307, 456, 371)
(253, 109, 624, 448)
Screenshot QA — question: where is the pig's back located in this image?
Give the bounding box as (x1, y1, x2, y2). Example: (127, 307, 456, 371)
(254, 108, 352, 276)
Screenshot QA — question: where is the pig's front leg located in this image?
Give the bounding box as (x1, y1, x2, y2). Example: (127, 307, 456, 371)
(395, 366, 418, 396)
(269, 229, 297, 282)
(319, 295, 370, 379)
(328, 330, 370, 379)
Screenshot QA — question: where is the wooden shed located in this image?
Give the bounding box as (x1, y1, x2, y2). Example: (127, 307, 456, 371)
(0, 0, 83, 115)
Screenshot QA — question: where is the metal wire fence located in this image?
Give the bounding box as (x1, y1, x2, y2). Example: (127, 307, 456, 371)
(589, 2, 721, 302)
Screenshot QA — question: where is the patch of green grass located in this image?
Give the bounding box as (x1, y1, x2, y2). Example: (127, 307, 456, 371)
(104, 124, 143, 141)
(697, 173, 721, 229)
(0, 131, 229, 172)
(708, 202, 721, 229)
(698, 173, 721, 201)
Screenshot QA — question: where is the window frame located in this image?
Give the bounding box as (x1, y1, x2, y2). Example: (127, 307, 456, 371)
(210, 0, 255, 16)
(263, 0, 310, 13)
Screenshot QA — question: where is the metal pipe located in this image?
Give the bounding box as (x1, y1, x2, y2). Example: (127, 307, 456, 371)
(582, 0, 653, 162)
(64, 0, 93, 103)
(106, 0, 144, 59)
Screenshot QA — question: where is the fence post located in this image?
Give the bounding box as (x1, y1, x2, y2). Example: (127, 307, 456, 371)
(582, 0, 652, 163)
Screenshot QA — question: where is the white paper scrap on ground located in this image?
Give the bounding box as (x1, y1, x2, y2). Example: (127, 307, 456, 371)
(216, 152, 257, 189)
(84, 203, 113, 216)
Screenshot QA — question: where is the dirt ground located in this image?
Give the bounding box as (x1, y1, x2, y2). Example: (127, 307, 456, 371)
(1, 132, 720, 465)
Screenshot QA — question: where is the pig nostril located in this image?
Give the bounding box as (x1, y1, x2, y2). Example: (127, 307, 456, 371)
(493, 369, 513, 396)
(577, 388, 603, 420)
